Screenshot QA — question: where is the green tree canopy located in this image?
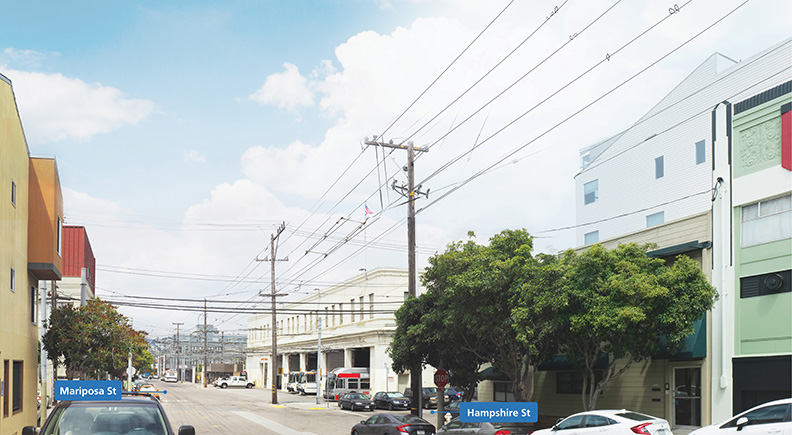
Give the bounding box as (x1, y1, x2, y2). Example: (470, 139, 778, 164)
(389, 229, 556, 401)
(43, 299, 153, 380)
(520, 243, 717, 410)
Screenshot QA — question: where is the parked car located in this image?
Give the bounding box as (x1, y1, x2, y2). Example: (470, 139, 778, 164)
(23, 393, 195, 435)
(439, 417, 534, 435)
(443, 387, 463, 401)
(339, 392, 376, 411)
(351, 413, 436, 435)
(163, 373, 178, 383)
(213, 375, 254, 388)
(373, 391, 411, 410)
(405, 387, 449, 409)
(136, 383, 162, 400)
(689, 398, 791, 435)
(533, 410, 672, 435)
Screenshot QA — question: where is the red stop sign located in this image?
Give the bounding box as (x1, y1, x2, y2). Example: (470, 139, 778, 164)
(434, 369, 449, 388)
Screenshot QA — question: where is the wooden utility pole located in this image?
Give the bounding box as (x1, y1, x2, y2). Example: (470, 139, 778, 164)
(256, 222, 288, 404)
(364, 137, 428, 416)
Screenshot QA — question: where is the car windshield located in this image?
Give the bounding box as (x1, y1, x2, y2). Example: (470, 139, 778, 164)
(422, 387, 437, 394)
(387, 392, 406, 398)
(395, 414, 430, 424)
(616, 412, 656, 421)
(42, 402, 169, 435)
(347, 394, 368, 399)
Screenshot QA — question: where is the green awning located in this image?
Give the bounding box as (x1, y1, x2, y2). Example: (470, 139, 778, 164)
(478, 366, 511, 381)
(655, 316, 707, 360)
(537, 353, 609, 371)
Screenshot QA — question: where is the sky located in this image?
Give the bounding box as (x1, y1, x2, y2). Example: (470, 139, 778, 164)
(2, 0, 790, 339)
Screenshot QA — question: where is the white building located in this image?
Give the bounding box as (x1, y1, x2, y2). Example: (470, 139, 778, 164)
(575, 39, 791, 247)
(246, 268, 435, 396)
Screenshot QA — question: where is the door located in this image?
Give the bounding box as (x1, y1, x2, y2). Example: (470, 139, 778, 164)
(674, 367, 702, 427)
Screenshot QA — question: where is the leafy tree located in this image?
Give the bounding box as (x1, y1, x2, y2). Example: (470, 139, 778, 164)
(390, 229, 555, 402)
(42, 298, 153, 379)
(527, 243, 717, 410)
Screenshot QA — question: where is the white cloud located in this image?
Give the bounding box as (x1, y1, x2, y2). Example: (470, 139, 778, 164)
(182, 149, 206, 163)
(248, 62, 316, 113)
(1, 48, 52, 68)
(3, 69, 155, 144)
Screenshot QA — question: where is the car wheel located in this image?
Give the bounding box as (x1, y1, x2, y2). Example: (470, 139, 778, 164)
(221, 384, 227, 389)
(352, 431, 359, 435)
(246, 384, 253, 389)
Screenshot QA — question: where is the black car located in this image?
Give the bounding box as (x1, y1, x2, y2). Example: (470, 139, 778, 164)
(24, 393, 195, 435)
(373, 391, 411, 410)
(352, 413, 436, 435)
(339, 392, 376, 411)
(443, 387, 463, 401)
(438, 417, 534, 435)
(404, 387, 449, 409)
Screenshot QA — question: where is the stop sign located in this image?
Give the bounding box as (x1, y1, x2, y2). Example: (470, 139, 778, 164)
(434, 369, 449, 388)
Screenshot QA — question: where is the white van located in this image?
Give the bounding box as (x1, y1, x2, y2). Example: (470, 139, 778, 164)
(163, 373, 178, 383)
(297, 372, 317, 395)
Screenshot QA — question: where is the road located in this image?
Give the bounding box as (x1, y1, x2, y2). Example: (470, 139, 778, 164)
(154, 380, 417, 435)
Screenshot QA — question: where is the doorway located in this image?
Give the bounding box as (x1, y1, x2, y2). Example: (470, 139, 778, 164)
(673, 367, 701, 426)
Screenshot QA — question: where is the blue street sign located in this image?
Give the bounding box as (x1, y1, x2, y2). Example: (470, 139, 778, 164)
(54, 380, 122, 401)
(460, 402, 538, 423)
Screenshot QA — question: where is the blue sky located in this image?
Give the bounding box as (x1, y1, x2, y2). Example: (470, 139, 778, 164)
(2, 0, 790, 337)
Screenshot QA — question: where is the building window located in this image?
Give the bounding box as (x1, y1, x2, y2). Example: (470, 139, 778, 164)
(369, 293, 374, 319)
(584, 231, 599, 245)
(339, 303, 343, 325)
(580, 153, 591, 170)
(647, 211, 664, 228)
(584, 180, 598, 205)
(493, 382, 515, 402)
(350, 299, 355, 322)
(57, 215, 62, 255)
(31, 286, 37, 324)
(12, 360, 23, 414)
(695, 140, 706, 165)
(556, 370, 603, 394)
(359, 296, 364, 319)
(655, 156, 664, 179)
(3, 360, 8, 417)
(10, 267, 14, 292)
(741, 194, 791, 247)
(11, 180, 16, 207)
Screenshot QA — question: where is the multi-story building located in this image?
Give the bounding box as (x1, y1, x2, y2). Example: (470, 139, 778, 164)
(149, 327, 247, 381)
(560, 39, 791, 428)
(57, 225, 96, 306)
(1, 72, 64, 433)
(246, 268, 433, 395)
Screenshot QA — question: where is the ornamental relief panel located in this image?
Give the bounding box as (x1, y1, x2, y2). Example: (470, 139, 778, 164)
(739, 117, 781, 168)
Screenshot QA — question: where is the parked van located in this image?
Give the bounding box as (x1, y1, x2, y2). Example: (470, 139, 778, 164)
(297, 372, 317, 395)
(324, 367, 370, 401)
(287, 371, 303, 393)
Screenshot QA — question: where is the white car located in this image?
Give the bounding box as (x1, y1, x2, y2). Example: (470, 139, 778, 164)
(533, 409, 672, 435)
(689, 398, 791, 435)
(213, 376, 254, 389)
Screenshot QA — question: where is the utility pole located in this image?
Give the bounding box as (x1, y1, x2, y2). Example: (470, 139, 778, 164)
(203, 299, 208, 388)
(364, 137, 429, 417)
(256, 222, 288, 404)
(173, 322, 183, 382)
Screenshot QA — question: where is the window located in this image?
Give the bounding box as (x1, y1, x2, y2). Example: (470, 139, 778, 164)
(3, 360, 8, 417)
(695, 140, 706, 165)
(580, 153, 591, 170)
(11, 180, 16, 207)
(585, 415, 617, 427)
(557, 415, 585, 430)
(350, 299, 355, 322)
(339, 303, 343, 325)
(10, 267, 14, 292)
(741, 194, 792, 247)
(493, 381, 515, 402)
(359, 296, 364, 319)
(12, 360, 23, 414)
(647, 211, 664, 228)
(56, 215, 63, 255)
(31, 286, 37, 324)
(369, 293, 374, 319)
(584, 180, 598, 205)
(655, 156, 664, 178)
(584, 231, 599, 245)
(557, 370, 603, 394)
(722, 403, 791, 428)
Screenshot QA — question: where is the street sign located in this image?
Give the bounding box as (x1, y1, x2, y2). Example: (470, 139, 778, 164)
(126, 367, 137, 377)
(433, 369, 449, 388)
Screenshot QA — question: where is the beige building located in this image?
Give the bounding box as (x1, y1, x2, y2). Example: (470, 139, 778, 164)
(1, 73, 64, 433)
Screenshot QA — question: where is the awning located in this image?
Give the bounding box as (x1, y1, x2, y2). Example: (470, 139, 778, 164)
(655, 316, 707, 360)
(537, 353, 609, 371)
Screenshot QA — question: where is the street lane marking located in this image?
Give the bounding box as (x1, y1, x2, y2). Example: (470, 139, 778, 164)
(231, 410, 318, 435)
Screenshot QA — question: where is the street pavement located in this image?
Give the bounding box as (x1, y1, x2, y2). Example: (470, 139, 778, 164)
(154, 380, 399, 434)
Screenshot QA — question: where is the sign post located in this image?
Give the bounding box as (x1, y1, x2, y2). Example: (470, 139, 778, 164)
(434, 370, 449, 429)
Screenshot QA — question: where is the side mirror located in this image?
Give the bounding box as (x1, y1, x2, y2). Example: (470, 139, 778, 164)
(22, 427, 38, 435)
(178, 425, 196, 435)
(361, 420, 367, 425)
(736, 417, 749, 431)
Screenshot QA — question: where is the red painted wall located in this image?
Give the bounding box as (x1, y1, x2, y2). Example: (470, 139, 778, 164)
(63, 225, 96, 289)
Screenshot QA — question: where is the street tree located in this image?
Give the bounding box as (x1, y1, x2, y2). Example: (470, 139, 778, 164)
(390, 229, 555, 402)
(43, 298, 153, 379)
(526, 243, 717, 410)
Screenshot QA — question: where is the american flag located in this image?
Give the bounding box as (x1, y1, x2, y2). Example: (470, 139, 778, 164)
(364, 204, 373, 215)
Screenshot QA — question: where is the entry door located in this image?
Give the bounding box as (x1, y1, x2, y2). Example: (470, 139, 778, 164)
(674, 367, 702, 426)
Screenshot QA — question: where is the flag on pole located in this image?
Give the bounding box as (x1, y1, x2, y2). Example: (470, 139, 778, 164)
(364, 204, 373, 215)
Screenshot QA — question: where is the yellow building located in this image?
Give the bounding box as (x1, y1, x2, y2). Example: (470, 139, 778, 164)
(1, 72, 63, 434)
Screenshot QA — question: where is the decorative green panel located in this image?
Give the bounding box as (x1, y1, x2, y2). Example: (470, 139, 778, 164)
(733, 94, 792, 178)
